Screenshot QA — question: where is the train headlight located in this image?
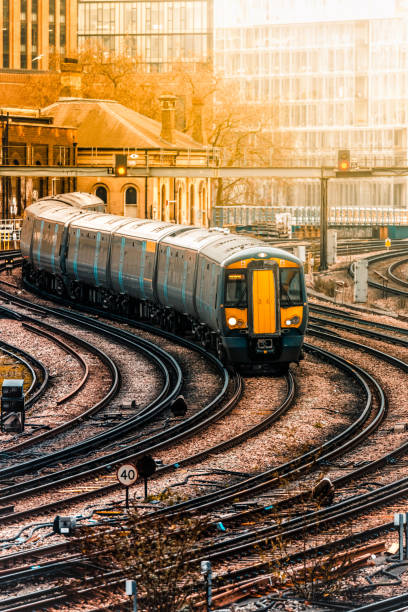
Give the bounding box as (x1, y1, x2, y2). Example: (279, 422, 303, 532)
(228, 316, 238, 326)
(285, 315, 300, 326)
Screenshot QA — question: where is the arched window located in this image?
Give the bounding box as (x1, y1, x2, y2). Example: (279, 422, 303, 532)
(125, 187, 137, 205)
(96, 185, 108, 203)
(189, 184, 195, 225)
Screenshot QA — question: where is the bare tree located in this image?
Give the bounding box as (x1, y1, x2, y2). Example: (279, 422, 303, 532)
(68, 506, 204, 611)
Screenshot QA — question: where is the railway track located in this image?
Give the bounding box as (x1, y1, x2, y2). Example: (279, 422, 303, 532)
(1, 251, 408, 610)
(0, 332, 388, 608)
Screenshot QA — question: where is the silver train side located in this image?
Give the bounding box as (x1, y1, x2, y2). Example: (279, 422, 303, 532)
(20, 193, 308, 371)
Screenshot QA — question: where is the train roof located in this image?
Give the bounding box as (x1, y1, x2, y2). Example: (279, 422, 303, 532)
(37, 192, 105, 209)
(25, 201, 90, 223)
(113, 219, 189, 242)
(160, 227, 224, 251)
(199, 234, 302, 267)
(69, 212, 131, 232)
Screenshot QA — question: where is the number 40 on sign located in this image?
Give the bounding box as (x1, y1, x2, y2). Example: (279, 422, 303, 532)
(116, 463, 138, 509)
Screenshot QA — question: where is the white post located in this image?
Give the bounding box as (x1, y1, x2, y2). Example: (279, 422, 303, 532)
(327, 229, 337, 265)
(294, 245, 306, 263)
(354, 259, 368, 303)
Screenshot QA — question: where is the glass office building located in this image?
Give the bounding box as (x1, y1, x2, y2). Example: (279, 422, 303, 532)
(78, 0, 213, 71)
(215, 1, 408, 209)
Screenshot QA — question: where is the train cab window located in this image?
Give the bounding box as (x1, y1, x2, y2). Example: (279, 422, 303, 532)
(225, 273, 247, 308)
(279, 268, 302, 305)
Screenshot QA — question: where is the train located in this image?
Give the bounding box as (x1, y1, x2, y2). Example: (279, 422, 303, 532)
(20, 193, 308, 372)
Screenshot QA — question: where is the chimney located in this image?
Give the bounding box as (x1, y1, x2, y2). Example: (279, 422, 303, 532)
(60, 58, 82, 97)
(159, 94, 177, 144)
(192, 96, 205, 143)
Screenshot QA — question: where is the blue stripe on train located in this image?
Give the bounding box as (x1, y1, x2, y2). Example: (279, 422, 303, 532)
(94, 232, 101, 286)
(50, 223, 59, 273)
(139, 241, 146, 299)
(163, 246, 170, 304)
(73, 228, 80, 280)
(118, 237, 126, 293)
(181, 259, 188, 309)
(37, 221, 44, 266)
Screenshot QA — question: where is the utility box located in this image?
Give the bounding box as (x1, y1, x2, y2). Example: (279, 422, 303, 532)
(353, 259, 368, 303)
(1, 379, 25, 433)
(327, 230, 337, 265)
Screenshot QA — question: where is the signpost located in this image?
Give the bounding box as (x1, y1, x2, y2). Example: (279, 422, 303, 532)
(136, 455, 157, 500)
(116, 463, 138, 510)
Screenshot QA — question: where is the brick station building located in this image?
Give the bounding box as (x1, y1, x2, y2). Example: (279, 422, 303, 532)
(0, 107, 77, 218)
(42, 95, 216, 225)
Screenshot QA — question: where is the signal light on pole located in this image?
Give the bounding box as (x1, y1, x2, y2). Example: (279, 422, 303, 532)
(338, 150, 350, 172)
(115, 154, 127, 177)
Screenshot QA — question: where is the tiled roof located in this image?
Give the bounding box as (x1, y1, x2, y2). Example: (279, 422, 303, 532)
(42, 97, 204, 149)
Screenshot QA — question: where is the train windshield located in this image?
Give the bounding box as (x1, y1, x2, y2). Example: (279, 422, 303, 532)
(279, 268, 302, 305)
(225, 272, 248, 307)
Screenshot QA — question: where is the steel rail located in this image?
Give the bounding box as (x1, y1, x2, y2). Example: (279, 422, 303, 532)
(387, 256, 408, 288)
(309, 303, 408, 336)
(0, 341, 47, 408)
(0, 335, 390, 610)
(308, 315, 408, 348)
(0, 315, 182, 479)
(349, 249, 408, 296)
(2, 319, 120, 454)
(148, 341, 380, 520)
(214, 312, 408, 531)
(22, 323, 90, 406)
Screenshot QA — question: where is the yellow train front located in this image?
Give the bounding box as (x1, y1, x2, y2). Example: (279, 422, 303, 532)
(207, 239, 308, 373)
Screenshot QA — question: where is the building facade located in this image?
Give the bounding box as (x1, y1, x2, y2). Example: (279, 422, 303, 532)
(0, 0, 77, 70)
(0, 107, 77, 217)
(77, 0, 214, 71)
(42, 96, 216, 225)
(215, 1, 408, 211)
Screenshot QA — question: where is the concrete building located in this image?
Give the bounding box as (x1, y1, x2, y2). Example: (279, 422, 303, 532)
(0, 0, 77, 70)
(215, 0, 408, 212)
(77, 0, 214, 71)
(42, 96, 215, 224)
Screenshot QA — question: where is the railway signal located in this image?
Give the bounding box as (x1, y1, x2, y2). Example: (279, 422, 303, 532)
(115, 154, 127, 177)
(136, 455, 157, 500)
(1, 379, 25, 433)
(337, 149, 350, 171)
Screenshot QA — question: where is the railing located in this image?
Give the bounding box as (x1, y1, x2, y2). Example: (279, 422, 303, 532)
(0, 218, 22, 250)
(212, 206, 408, 227)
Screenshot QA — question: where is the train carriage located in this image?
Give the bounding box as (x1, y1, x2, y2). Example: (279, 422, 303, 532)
(65, 214, 131, 302)
(109, 221, 188, 308)
(20, 201, 90, 294)
(21, 193, 308, 372)
(197, 236, 306, 367)
(156, 228, 221, 320)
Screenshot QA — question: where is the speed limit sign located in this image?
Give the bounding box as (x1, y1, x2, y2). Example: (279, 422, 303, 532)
(116, 463, 138, 486)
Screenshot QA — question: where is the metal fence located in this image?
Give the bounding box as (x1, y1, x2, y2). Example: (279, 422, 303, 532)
(0, 218, 22, 250)
(212, 206, 408, 227)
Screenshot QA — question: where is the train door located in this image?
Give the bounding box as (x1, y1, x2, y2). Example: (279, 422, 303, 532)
(248, 262, 280, 336)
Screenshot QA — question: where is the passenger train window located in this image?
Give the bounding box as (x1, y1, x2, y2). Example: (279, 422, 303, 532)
(225, 273, 247, 308)
(279, 269, 302, 305)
